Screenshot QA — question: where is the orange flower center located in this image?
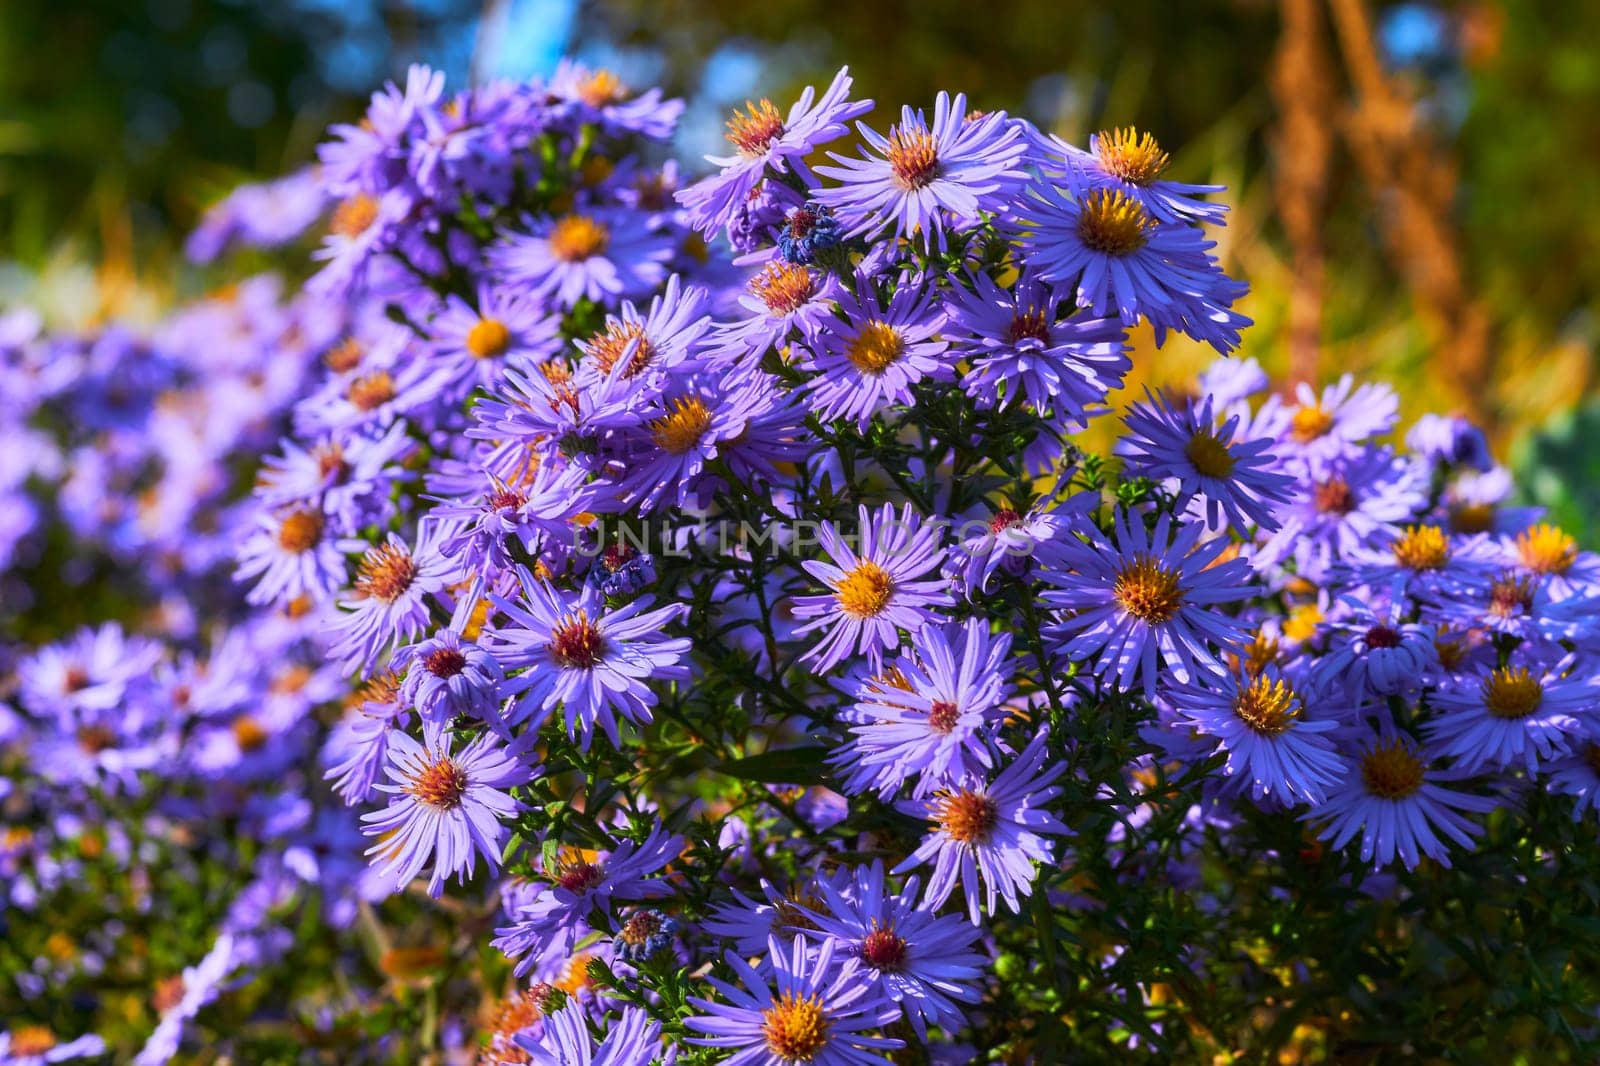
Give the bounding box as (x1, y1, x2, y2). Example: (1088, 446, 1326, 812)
(547, 613, 605, 668)
(466, 318, 512, 360)
(1515, 523, 1576, 575)
(1391, 525, 1450, 572)
(844, 321, 904, 374)
(650, 397, 714, 455)
(408, 755, 469, 809)
(577, 69, 626, 107)
(1094, 127, 1170, 185)
(937, 788, 999, 844)
(347, 371, 396, 412)
(277, 509, 323, 552)
(548, 214, 610, 262)
(585, 321, 655, 378)
(1113, 553, 1184, 623)
(750, 261, 817, 315)
(1075, 189, 1153, 255)
(834, 561, 893, 617)
(763, 994, 830, 1059)
(232, 715, 269, 752)
(888, 127, 940, 189)
(1314, 477, 1355, 515)
(726, 97, 786, 155)
(330, 194, 379, 237)
(424, 647, 467, 677)
(1360, 739, 1425, 800)
(325, 337, 364, 373)
(1289, 403, 1335, 442)
(355, 542, 418, 602)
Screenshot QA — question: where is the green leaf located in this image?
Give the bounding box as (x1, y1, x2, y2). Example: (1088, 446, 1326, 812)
(714, 746, 831, 784)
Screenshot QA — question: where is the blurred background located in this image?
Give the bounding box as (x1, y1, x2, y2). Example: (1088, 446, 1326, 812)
(1, 0, 1596, 528)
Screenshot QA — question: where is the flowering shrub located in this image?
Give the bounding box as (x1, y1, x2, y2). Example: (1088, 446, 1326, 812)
(4, 61, 1600, 1063)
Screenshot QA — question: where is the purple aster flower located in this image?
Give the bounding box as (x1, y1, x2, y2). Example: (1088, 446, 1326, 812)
(1034, 126, 1227, 223)
(798, 861, 985, 1040)
(318, 64, 442, 195)
(1406, 412, 1493, 472)
(708, 260, 844, 363)
(1305, 730, 1496, 870)
(235, 506, 346, 607)
(1255, 446, 1428, 579)
(685, 934, 903, 1065)
(488, 572, 692, 749)
(895, 733, 1067, 924)
(323, 672, 407, 806)
(512, 1002, 666, 1066)
(791, 503, 950, 674)
(256, 422, 414, 536)
(676, 67, 872, 237)
(15, 624, 162, 727)
(832, 618, 1011, 799)
(1011, 182, 1243, 350)
(492, 207, 673, 310)
(494, 824, 683, 971)
(432, 462, 598, 574)
(816, 93, 1027, 242)
(801, 274, 950, 430)
(330, 524, 460, 671)
(572, 274, 714, 387)
(1041, 502, 1253, 697)
(1259, 375, 1400, 466)
(361, 730, 530, 898)
(1424, 656, 1592, 774)
(428, 283, 562, 395)
(1168, 668, 1345, 805)
(544, 60, 684, 140)
(1118, 389, 1294, 533)
(395, 630, 506, 745)
(944, 271, 1129, 419)
(1500, 521, 1600, 600)
(950, 498, 1084, 595)
(1310, 594, 1438, 698)
(1546, 740, 1600, 820)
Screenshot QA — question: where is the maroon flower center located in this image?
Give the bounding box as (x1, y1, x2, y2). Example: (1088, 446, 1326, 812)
(424, 647, 468, 678)
(927, 700, 961, 734)
(860, 927, 909, 972)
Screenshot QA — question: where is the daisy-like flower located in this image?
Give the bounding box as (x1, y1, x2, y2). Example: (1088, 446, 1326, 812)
(1310, 595, 1438, 698)
(1255, 446, 1428, 579)
(1305, 730, 1496, 870)
(330, 524, 459, 671)
(1011, 182, 1241, 348)
(791, 503, 950, 674)
(832, 618, 1012, 799)
(431, 461, 599, 574)
(492, 207, 673, 310)
(798, 861, 985, 1039)
(707, 259, 844, 363)
(428, 283, 561, 395)
(802, 274, 950, 430)
(493, 824, 683, 971)
(943, 271, 1129, 420)
(951, 496, 1088, 596)
(1424, 657, 1591, 774)
(489, 572, 692, 749)
(235, 506, 346, 607)
(1168, 668, 1345, 805)
(815, 92, 1027, 242)
(1259, 375, 1400, 466)
(676, 66, 873, 237)
(685, 934, 903, 1066)
(572, 274, 713, 386)
(360, 730, 530, 898)
(1042, 502, 1253, 697)
(1502, 521, 1600, 600)
(1118, 389, 1293, 533)
(394, 629, 505, 745)
(511, 1002, 665, 1066)
(1035, 126, 1226, 223)
(543, 59, 683, 140)
(895, 734, 1067, 923)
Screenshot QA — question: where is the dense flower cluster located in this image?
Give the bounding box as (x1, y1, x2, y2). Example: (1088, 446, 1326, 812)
(6, 60, 1600, 1062)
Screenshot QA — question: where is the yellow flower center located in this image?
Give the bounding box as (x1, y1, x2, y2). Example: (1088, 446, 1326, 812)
(750, 261, 817, 315)
(1075, 189, 1154, 255)
(1094, 127, 1171, 185)
(1482, 666, 1543, 720)
(1289, 403, 1335, 442)
(330, 194, 379, 237)
(277, 509, 324, 552)
(936, 789, 999, 844)
(466, 318, 511, 360)
(232, 715, 269, 752)
(1515, 523, 1576, 575)
(650, 397, 714, 455)
(408, 755, 469, 809)
(1232, 675, 1300, 736)
(577, 69, 626, 107)
(1392, 525, 1450, 571)
(1113, 553, 1184, 623)
(887, 126, 941, 189)
(584, 321, 654, 378)
(726, 98, 786, 156)
(834, 561, 893, 618)
(1184, 430, 1237, 478)
(355, 542, 418, 602)
(844, 321, 905, 374)
(762, 993, 830, 1060)
(1360, 739, 1426, 800)
(548, 214, 610, 262)
(1283, 602, 1323, 643)
(347, 371, 396, 411)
